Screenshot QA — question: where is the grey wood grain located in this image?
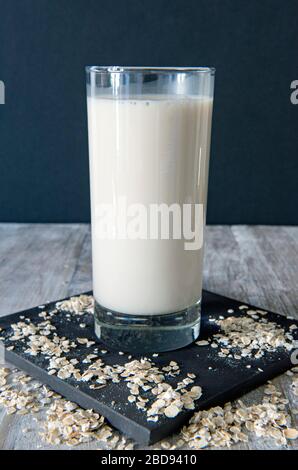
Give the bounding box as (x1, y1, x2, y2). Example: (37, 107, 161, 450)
(0, 223, 297, 450)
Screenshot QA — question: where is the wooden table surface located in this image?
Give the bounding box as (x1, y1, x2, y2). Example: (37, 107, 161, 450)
(0, 223, 297, 450)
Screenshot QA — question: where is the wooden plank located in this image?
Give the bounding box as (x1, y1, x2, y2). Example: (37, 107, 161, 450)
(0, 223, 89, 316)
(0, 224, 297, 450)
(0, 223, 90, 449)
(203, 225, 298, 450)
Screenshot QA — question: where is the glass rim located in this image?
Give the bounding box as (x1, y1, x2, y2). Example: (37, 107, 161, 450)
(86, 65, 215, 75)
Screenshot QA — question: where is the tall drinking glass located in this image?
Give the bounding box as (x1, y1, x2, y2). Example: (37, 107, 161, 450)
(86, 66, 215, 352)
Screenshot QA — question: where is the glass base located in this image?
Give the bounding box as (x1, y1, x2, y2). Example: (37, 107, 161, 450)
(94, 300, 201, 353)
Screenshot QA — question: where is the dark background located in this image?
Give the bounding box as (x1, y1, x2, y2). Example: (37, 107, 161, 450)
(0, 0, 297, 224)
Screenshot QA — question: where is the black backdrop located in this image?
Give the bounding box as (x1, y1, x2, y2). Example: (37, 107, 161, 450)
(0, 0, 297, 224)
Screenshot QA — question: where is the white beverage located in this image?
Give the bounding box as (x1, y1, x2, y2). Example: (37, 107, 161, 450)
(87, 95, 213, 315)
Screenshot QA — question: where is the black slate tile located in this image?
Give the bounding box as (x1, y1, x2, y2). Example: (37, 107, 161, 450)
(0, 290, 297, 445)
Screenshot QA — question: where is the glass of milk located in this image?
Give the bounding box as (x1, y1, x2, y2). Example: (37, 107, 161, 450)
(86, 66, 215, 352)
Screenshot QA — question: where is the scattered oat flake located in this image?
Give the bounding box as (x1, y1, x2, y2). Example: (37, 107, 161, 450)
(196, 340, 209, 346)
(56, 295, 94, 316)
(164, 404, 180, 418)
(256, 310, 268, 315)
(283, 428, 298, 440)
(181, 382, 296, 449)
(211, 315, 295, 360)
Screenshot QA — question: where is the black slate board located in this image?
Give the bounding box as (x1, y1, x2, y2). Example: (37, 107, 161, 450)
(0, 290, 297, 445)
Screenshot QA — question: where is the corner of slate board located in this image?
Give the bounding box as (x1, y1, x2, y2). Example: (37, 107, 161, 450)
(1, 290, 298, 445)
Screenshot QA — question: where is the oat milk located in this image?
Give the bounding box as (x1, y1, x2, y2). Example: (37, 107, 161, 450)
(87, 96, 213, 315)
